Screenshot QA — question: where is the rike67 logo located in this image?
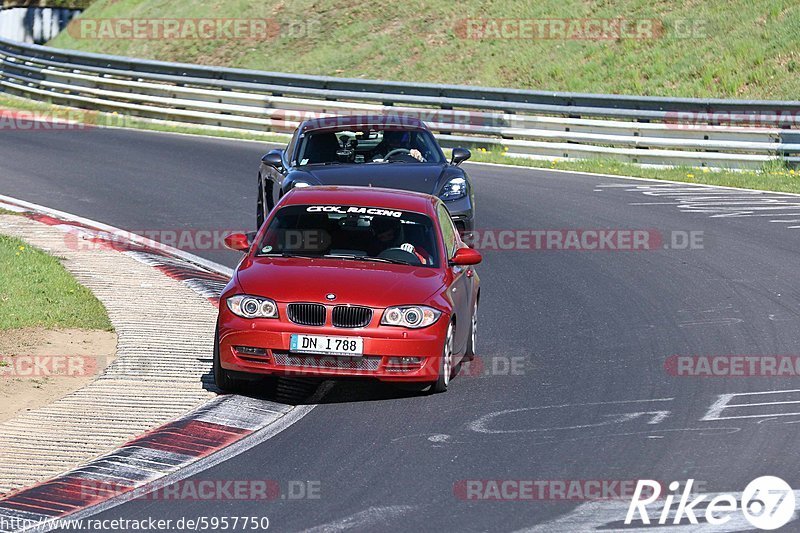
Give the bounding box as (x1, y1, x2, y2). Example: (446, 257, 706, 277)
(626, 477, 795, 530)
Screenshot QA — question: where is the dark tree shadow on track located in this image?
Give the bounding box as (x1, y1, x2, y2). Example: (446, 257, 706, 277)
(202, 367, 432, 406)
(202, 368, 324, 405)
(200, 352, 456, 406)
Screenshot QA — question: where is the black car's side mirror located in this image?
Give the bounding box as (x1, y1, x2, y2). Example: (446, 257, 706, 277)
(450, 147, 471, 166)
(261, 150, 284, 169)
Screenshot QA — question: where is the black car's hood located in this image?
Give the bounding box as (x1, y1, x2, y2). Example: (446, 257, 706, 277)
(290, 163, 449, 194)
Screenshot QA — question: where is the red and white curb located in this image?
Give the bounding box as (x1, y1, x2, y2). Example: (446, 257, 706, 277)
(0, 395, 315, 533)
(17, 209, 232, 305)
(0, 195, 319, 532)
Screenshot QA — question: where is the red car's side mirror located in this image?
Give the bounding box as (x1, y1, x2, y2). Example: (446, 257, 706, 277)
(224, 233, 251, 252)
(450, 247, 482, 266)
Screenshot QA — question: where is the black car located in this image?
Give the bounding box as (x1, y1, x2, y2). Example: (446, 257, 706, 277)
(257, 116, 474, 237)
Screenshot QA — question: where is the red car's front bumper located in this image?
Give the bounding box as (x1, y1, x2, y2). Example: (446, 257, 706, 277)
(218, 308, 449, 382)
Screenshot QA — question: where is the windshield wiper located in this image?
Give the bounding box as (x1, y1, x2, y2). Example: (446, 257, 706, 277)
(259, 252, 317, 259)
(324, 254, 410, 265)
(303, 161, 345, 167)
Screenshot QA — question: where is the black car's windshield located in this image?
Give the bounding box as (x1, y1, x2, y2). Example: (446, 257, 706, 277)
(257, 204, 440, 268)
(295, 128, 444, 166)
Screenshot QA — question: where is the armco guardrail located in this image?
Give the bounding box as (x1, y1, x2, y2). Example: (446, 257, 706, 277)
(1, 36, 799, 169)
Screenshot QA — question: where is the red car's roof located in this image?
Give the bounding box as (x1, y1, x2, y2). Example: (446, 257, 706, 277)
(282, 186, 438, 214)
(299, 115, 428, 133)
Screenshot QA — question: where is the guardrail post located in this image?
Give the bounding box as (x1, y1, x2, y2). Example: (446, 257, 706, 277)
(779, 131, 800, 169)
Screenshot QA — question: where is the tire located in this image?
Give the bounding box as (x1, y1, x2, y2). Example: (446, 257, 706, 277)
(465, 300, 478, 360)
(213, 328, 243, 393)
(266, 180, 278, 212)
(256, 174, 266, 230)
(431, 322, 455, 393)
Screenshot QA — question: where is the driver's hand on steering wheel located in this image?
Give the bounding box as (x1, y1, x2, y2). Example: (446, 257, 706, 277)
(400, 243, 427, 264)
(409, 149, 424, 162)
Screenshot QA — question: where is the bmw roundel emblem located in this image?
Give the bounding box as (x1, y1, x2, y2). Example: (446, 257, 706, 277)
(326, 293, 336, 301)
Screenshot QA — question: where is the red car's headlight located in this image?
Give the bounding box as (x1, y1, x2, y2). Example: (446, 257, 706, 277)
(381, 306, 441, 329)
(226, 295, 279, 319)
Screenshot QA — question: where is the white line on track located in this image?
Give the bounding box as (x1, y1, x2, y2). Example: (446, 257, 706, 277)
(591, 182, 800, 229)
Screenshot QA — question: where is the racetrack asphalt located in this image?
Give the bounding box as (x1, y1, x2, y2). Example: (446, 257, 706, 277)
(3, 126, 800, 531)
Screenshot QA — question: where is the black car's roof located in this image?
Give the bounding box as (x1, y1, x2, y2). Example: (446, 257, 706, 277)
(299, 115, 429, 133)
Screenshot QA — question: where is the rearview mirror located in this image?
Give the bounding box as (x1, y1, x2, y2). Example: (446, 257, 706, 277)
(261, 150, 284, 169)
(450, 147, 471, 166)
(450, 247, 482, 266)
(224, 233, 251, 252)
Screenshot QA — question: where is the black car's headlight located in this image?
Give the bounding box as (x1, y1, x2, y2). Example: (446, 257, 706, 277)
(381, 306, 441, 329)
(439, 177, 468, 201)
(227, 295, 279, 319)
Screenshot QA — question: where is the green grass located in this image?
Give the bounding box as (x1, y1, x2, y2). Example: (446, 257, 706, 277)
(0, 93, 50, 113)
(0, 235, 113, 331)
(48, 0, 800, 100)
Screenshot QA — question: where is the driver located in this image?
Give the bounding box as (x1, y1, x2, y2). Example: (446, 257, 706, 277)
(371, 130, 424, 162)
(370, 216, 430, 265)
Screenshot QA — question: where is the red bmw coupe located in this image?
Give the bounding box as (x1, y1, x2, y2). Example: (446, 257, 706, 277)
(216, 186, 481, 393)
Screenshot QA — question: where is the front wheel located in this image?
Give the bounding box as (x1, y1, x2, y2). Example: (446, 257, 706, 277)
(214, 329, 243, 393)
(257, 175, 280, 229)
(465, 300, 477, 360)
(256, 174, 266, 230)
(431, 322, 455, 393)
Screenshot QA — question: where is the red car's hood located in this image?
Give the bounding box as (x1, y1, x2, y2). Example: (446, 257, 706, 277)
(235, 257, 447, 307)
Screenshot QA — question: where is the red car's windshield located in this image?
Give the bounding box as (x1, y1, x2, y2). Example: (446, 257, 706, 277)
(257, 204, 440, 268)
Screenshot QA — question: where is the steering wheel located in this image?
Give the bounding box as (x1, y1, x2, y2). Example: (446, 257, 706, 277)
(377, 247, 422, 266)
(384, 148, 411, 160)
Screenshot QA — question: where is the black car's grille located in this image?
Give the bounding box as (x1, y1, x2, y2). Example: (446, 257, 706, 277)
(287, 303, 326, 326)
(332, 306, 373, 328)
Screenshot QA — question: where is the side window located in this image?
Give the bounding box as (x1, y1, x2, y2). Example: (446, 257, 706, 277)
(437, 204, 457, 259)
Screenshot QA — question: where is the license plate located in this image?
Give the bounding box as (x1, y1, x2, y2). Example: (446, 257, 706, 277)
(290, 334, 363, 356)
